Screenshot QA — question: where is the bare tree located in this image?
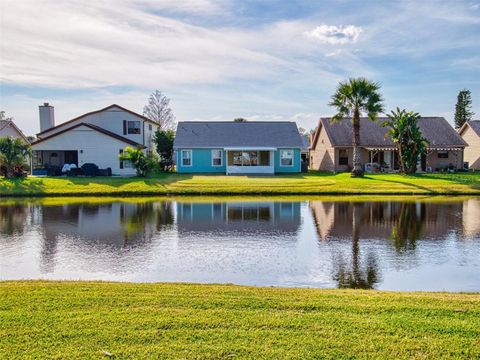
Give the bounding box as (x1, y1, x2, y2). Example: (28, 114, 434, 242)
(143, 90, 175, 130)
(0, 111, 13, 122)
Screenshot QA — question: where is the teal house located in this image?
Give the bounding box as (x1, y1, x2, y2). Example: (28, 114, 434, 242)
(174, 121, 304, 175)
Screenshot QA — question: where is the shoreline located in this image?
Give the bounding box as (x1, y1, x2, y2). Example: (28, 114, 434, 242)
(1, 171, 479, 197)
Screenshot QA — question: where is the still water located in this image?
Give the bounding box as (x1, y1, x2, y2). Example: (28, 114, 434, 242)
(0, 197, 479, 291)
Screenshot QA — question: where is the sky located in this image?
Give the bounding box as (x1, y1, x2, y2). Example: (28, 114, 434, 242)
(1, 0, 479, 136)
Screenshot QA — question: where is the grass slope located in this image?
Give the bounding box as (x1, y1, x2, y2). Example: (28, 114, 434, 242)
(1, 282, 479, 359)
(0, 171, 479, 196)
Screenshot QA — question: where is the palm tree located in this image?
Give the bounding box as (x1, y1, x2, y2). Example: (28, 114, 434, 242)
(329, 78, 384, 177)
(381, 108, 428, 174)
(0, 137, 31, 179)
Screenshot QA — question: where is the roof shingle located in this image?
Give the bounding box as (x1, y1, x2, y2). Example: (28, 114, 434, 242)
(317, 117, 467, 148)
(174, 121, 304, 148)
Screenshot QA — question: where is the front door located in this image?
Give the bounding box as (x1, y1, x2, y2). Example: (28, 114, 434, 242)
(64, 151, 78, 165)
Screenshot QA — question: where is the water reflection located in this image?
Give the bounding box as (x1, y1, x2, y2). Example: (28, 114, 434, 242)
(176, 201, 301, 234)
(0, 197, 479, 291)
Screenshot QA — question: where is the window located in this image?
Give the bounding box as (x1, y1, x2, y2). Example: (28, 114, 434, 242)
(119, 149, 132, 169)
(438, 151, 448, 159)
(211, 149, 223, 166)
(181, 150, 192, 166)
(148, 124, 152, 131)
(231, 151, 259, 166)
(127, 121, 141, 134)
(280, 149, 294, 166)
(338, 149, 349, 165)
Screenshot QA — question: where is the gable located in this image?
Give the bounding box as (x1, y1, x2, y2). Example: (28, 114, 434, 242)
(32, 123, 141, 150)
(37, 104, 157, 138)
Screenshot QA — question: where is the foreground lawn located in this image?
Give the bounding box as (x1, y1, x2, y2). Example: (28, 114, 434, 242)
(1, 282, 479, 358)
(0, 171, 479, 196)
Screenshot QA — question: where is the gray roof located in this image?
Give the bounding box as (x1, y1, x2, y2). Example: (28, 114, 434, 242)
(174, 121, 304, 148)
(316, 117, 467, 148)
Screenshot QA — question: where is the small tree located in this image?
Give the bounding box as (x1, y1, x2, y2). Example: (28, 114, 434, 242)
(118, 146, 157, 177)
(381, 108, 428, 174)
(454, 89, 474, 129)
(154, 130, 175, 171)
(0, 137, 31, 178)
(143, 90, 175, 130)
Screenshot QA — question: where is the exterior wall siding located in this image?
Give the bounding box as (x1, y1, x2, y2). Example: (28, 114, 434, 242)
(461, 127, 480, 170)
(176, 149, 226, 173)
(0, 125, 25, 140)
(274, 149, 301, 173)
(38, 106, 159, 148)
(32, 125, 137, 175)
(176, 148, 301, 174)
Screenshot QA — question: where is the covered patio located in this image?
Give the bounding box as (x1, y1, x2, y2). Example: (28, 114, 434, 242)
(224, 147, 275, 175)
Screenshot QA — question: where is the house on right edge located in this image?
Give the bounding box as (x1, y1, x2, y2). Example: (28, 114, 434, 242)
(458, 120, 480, 170)
(309, 117, 467, 172)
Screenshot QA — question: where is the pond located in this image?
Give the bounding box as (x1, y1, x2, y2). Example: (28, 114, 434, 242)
(0, 197, 479, 291)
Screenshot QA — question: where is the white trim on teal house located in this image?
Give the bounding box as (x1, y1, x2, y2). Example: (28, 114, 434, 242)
(174, 121, 304, 175)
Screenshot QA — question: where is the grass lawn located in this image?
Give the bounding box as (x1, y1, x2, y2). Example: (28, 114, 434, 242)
(1, 282, 479, 359)
(0, 171, 479, 196)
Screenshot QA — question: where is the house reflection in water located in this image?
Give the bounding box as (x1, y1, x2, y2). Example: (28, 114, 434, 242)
(310, 200, 464, 247)
(176, 201, 301, 234)
(463, 198, 480, 239)
(309, 199, 465, 289)
(33, 201, 174, 273)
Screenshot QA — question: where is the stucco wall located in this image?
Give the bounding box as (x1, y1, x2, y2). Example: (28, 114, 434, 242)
(309, 127, 335, 172)
(32, 125, 137, 175)
(461, 127, 480, 170)
(426, 150, 463, 170)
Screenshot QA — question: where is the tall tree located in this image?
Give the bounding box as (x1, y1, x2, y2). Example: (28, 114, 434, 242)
(154, 129, 175, 171)
(143, 90, 175, 130)
(381, 108, 428, 174)
(329, 78, 384, 177)
(454, 89, 474, 129)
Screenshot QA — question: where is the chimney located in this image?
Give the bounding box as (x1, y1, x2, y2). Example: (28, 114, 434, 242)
(39, 102, 55, 132)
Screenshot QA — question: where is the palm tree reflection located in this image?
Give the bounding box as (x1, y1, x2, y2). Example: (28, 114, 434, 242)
(332, 203, 380, 289)
(390, 202, 425, 252)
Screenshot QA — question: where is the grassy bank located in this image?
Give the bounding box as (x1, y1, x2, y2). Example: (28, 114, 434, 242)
(1, 282, 479, 358)
(0, 171, 479, 196)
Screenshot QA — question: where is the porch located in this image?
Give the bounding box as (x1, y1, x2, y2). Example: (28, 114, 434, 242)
(224, 148, 275, 175)
(32, 150, 79, 176)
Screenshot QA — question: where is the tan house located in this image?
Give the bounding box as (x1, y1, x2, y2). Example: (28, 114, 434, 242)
(458, 120, 480, 170)
(0, 120, 29, 143)
(310, 117, 467, 172)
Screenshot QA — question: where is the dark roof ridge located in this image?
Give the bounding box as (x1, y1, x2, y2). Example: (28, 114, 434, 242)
(37, 104, 157, 136)
(32, 122, 143, 147)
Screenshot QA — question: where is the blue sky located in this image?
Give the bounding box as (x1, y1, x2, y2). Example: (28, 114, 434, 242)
(1, 0, 479, 135)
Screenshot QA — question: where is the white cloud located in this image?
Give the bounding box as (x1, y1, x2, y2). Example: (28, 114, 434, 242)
(303, 25, 362, 45)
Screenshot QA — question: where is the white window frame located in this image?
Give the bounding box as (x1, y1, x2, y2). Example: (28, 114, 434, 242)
(181, 149, 192, 167)
(280, 149, 294, 167)
(211, 149, 223, 167)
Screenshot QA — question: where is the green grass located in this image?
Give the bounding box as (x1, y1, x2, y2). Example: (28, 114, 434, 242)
(1, 282, 479, 359)
(0, 171, 479, 196)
